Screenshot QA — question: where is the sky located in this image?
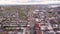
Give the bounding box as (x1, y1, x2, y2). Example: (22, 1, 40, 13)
(0, 0, 60, 5)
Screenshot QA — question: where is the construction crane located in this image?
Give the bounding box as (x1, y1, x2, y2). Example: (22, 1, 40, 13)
(34, 22, 42, 34)
(33, 9, 56, 34)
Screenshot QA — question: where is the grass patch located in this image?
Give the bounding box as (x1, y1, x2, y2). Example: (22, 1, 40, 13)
(0, 13, 3, 16)
(18, 9, 28, 20)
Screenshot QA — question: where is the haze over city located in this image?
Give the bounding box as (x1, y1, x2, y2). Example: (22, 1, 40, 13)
(0, 0, 60, 5)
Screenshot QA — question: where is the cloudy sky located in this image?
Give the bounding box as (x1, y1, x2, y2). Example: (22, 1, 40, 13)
(0, 0, 60, 5)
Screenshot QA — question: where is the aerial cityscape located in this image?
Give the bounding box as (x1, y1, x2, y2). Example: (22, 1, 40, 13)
(0, 5, 60, 34)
